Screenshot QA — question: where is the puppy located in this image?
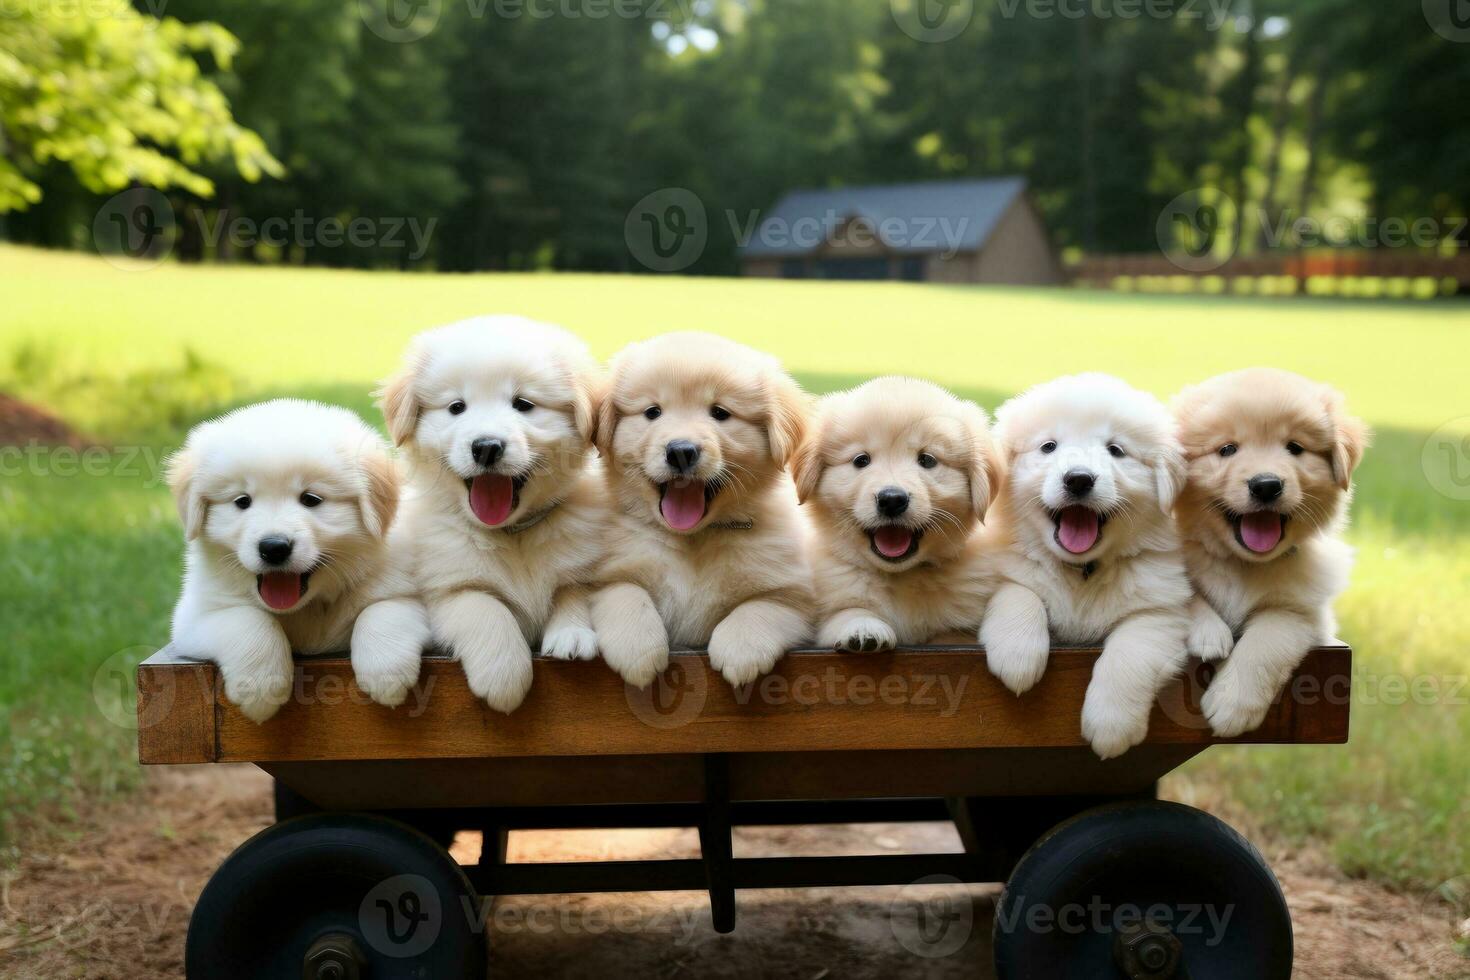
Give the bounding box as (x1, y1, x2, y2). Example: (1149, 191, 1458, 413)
(981, 373, 1192, 759)
(1174, 368, 1367, 736)
(590, 332, 813, 687)
(380, 316, 604, 713)
(167, 399, 429, 722)
(794, 377, 1004, 650)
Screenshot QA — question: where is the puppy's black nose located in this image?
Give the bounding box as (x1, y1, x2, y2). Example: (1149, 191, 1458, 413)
(471, 437, 504, 468)
(665, 440, 700, 475)
(876, 486, 909, 518)
(1063, 469, 1096, 497)
(258, 536, 293, 566)
(1248, 473, 1284, 503)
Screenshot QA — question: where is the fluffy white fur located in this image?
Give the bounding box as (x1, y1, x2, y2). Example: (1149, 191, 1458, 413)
(590, 332, 813, 688)
(168, 399, 429, 723)
(981, 373, 1192, 759)
(794, 376, 1005, 650)
(380, 316, 605, 713)
(1174, 368, 1366, 736)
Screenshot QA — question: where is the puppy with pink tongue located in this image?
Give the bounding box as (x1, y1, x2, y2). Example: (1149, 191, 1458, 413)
(1173, 368, 1367, 737)
(589, 333, 814, 688)
(980, 374, 1193, 759)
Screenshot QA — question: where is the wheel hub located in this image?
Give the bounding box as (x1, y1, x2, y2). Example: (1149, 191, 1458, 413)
(1114, 918, 1184, 979)
(303, 933, 367, 980)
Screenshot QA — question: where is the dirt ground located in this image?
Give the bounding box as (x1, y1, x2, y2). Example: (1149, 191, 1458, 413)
(0, 393, 92, 448)
(0, 766, 1464, 979)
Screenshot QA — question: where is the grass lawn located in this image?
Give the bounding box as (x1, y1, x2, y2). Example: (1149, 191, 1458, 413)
(2, 243, 1466, 889)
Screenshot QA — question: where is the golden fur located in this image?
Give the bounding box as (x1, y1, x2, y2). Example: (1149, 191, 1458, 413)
(589, 332, 814, 687)
(794, 376, 1004, 650)
(1173, 367, 1368, 735)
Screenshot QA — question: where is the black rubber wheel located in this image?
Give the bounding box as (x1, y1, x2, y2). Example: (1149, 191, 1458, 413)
(186, 813, 485, 979)
(993, 801, 1291, 980)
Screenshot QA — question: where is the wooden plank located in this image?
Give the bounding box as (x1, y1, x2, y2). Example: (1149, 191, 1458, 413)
(136, 655, 218, 764)
(137, 644, 1351, 766)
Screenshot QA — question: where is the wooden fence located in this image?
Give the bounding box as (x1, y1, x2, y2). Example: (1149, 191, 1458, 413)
(1070, 251, 1470, 291)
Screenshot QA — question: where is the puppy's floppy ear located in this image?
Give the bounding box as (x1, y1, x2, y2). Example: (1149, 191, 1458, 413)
(571, 369, 600, 447)
(377, 352, 421, 448)
(165, 445, 207, 541)
(358, 449, 400, 539)
(590, 374, 622, 462)
(790, 425, 824, 504)
(960, 403, 1004, 522)
(1324, 387, 1369, 491)
(1154, 441, 1187, 515)
(766, 374, 811, 470)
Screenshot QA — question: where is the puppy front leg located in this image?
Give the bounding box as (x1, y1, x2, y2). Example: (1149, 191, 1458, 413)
(351, 598, 429, 707)
(1202, 608, 1320, 737)
(981, 583, 1051, 694)
(591, 583, 669, 688)
(1082, 609, 1189, 759)
(431, 591, 533, 713)
(541, 585, 598, 661)
(179, 607, 294, 724)
(819, 608, 897, 653)
(1186, 595, 1235, 662)
(709, 599, 808, 686)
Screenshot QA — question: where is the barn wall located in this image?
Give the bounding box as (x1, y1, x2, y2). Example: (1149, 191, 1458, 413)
(975, 199, 1064, 285)
(924, 251, 980, 283)
(742, 259, 782, 277)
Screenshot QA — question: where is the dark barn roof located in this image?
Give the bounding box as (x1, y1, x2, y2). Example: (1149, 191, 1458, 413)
(739, 177, 1029, 259)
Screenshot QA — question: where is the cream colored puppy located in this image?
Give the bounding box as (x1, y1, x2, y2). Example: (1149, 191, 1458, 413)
(1174, 368, 1367, 736)
(590, 332, 813, 687)
(794, 377, 1004, 650)
(380, 316, 604, 713)
(168, 399, 428, 723)
(981, 374, 1191, 759)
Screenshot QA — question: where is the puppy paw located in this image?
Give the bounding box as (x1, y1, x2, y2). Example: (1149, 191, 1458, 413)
(459, 640, 535, 714)
(1080, 692, 1151, 760)
(223, 663, 294, 724)
(1188, 611, 1235, 663)
(541, 625, 599, 661)
(1201, 664, 1273, 737)
(604, 635, 670, 689)
(982, 624, 1051, 695)
(708, 620, 783, 687)
(352, 638, 423, 709)
(834, 616, 897, 653)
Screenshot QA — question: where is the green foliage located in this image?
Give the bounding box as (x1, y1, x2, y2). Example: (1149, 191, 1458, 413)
(0, 0, 282, 212)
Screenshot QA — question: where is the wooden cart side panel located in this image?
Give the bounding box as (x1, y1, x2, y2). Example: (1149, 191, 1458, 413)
(137, 645, 1351, 766)
(136, 657, 219, 764)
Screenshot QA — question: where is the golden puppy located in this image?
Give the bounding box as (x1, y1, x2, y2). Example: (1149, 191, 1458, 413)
(590, 332, 813, 687)
(1174, 367, 1367, 736)
(794, 377, 1004, 650)
(168, 399, 428, 722)
(380, 316, 605, 713)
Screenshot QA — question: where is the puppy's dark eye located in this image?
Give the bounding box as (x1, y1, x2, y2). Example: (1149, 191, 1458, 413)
(853, 453, 871, 469)
(644, 406, 662, 421)
(300, 492, 323, 508)
(1219, 444, 1238, 458)
(1108, 444, 1126, 459)
(1040, 441, 1058, 454)
(1286, 441, 1304, 456)
(917, 452, 938, 469)
(448, 400, 467, 416)
(512, 397, 535, 413)
(710, 405, 731, 422)
(234, 494, 252, 510)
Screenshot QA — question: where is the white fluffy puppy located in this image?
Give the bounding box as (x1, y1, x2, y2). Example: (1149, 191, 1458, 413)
(380, 316, 604, 713)
(981, 374, 1191, 759)
(168, 399, 429, 723)
(590, 332, 813, 688)
(793, 377, 1005, 650)
(1174, 368, 1367, 736)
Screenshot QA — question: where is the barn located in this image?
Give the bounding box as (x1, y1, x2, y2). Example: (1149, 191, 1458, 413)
(738, 177, 1062, 285)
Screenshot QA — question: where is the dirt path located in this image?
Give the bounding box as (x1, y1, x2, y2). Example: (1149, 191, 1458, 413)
(1, 766, 1463, 978)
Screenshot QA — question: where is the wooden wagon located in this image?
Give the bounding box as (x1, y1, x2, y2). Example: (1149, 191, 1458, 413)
(136, 644, 1351, 978)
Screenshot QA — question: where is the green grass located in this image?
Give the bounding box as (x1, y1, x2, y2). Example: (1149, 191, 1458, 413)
(1, 243, 1467, 888)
